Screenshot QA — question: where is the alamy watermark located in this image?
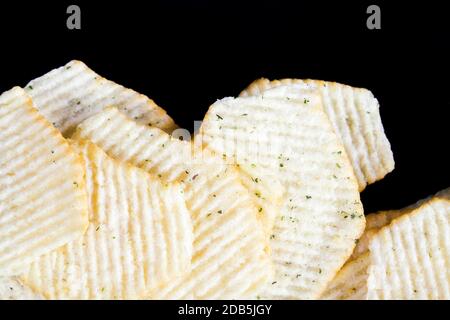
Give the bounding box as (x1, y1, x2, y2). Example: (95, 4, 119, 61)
(366, 5, 381, 30)
(66, 5, 81, 30)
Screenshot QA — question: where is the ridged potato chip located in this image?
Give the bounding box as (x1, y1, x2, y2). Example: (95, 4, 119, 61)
(367, 197, 450, 299)
(0, 87, 88, 275)
(72, 108, 272, 299)
(353, 188, 450, 260)
(323, 188, 450, 300)
(25, 60, 176, 136)
(240, 78, 394, 191)
(199, 92, 364, 299)
(21, 139, 193, 299)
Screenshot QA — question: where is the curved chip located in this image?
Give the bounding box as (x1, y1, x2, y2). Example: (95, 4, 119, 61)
(199, 92, 364, 299)
(367, 197, 450, 299)
(72, 108, 272, 299)
(324, 188, 450, 300)
(21, 139, 193, 299)
(240, 78, 394, 191)
(0, 87, 88, 276)
(353, 187, 450, 260)
(25, 60, 176, 136)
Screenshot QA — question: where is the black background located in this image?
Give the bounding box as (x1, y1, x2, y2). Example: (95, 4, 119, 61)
(0, 0, 449, 214)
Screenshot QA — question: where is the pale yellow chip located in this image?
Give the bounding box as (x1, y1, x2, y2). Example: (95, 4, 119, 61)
(323, 188, 450, 300)
(240, 78, 395, 191)
(199, 92, 365, 299)
(353, 187, 450, 260)
(321, 253, 370, 300)
(0, 277, 43, 300)
(237, 163, 284, 235)
(367, 197, 450, 299)
(0, 87, 88, 276)
(72, 108, 272, 299)
(25, 60, 176, 137)
(20, 139, 193, 299)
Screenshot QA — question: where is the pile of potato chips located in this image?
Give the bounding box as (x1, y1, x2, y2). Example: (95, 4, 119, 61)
(0, 61, 448, 300)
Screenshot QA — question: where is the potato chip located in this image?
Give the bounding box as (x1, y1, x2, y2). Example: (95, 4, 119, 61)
(240, 78, 394, 191)
(72, 108, 272, 299)
(237, 163, 284, 235)
(0, 277, 43, 300)
(199, 91, 364, 299)
(20, 139, 193, 299)
(323, 188, 450, 299)
(321, 253, 370, 300)
(353, 187, 450, 260)
(0, 87, 88, 276)
(25, 60, 176, 136)
(367, 197, 450, 299)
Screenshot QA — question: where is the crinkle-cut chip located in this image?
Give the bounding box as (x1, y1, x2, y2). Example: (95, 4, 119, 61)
(352, 210, 407, 260)
(321, 253, 370, 300)
(325, 188, 450, 300)
(0, 87, 88, 276)
(352, 187, 450, 260)
(24, 60, 176, 137)
(199, 93, 364, 299)
(72, 108, 272, 299)
(20, 139, 193, 299)
(0, 277, 43, 300)
(240, 78, 394, 191)
(367, 198, 450, 300)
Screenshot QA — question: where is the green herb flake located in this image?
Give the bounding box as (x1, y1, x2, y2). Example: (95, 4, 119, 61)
(305, 195, 312, 199)
(216, 114, 223, 120)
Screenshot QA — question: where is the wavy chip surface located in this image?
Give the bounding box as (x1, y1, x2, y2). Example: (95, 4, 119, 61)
(323, 188, 450, 300)
(368, 197, 450, 299)
(72, 108, 272, 299)
(0, 87, 88, 275)
(25, 60, 176, 136)
(21, 140, 193, 299)
(240, 78, 394, 191)
(200, 93, 364, 299)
